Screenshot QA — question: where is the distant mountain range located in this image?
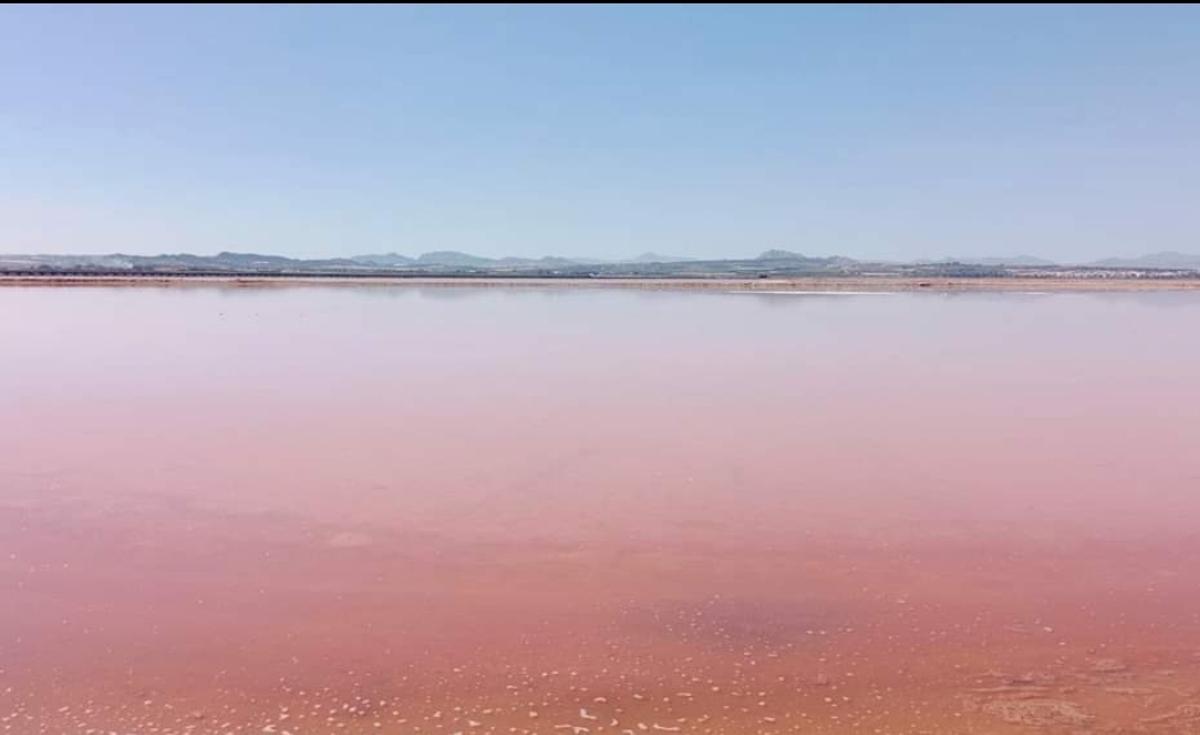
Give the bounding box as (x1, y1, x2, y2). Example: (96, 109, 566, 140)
(1086, 251, 1200, 269)
(2, 249, 1198, 276)
(0, 249, 812, 273)
(349, 251, 696, 267)
(916, 252, 1200, 269)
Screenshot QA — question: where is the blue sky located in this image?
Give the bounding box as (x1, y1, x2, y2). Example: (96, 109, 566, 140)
(1, 5, 1197, 261)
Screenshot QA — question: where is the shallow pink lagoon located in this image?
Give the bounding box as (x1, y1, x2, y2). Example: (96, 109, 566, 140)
(2, 285, 1200, 734)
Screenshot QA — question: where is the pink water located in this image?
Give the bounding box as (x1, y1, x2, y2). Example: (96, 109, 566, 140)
(2, 285, 1200, 734)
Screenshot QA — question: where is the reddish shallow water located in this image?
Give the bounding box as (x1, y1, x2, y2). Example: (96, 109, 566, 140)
(2, 285, 1200, 734)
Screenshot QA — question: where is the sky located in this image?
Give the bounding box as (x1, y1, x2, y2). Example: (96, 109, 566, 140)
(1, 5, 1198, 262)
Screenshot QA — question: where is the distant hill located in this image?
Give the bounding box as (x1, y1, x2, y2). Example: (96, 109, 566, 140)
(351, 252, 414, 266)
(755, 249, 860, 268)
(415, 251, 496, 267)
(757, 249, 806, 260)
(497, 255, 595, 267)
(1088, 251, 1200, 269)
(0, 251, 359, 271)
(963, 255, 1058, 267)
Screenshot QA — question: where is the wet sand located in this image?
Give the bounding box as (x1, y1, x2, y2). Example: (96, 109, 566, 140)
(3, 286, 1200, 734)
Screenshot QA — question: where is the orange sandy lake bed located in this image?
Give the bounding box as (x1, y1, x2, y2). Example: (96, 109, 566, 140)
(2, 285, 1200, 734)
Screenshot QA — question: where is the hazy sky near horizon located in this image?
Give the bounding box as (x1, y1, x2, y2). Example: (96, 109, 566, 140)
(2, 5, 1198, 261)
